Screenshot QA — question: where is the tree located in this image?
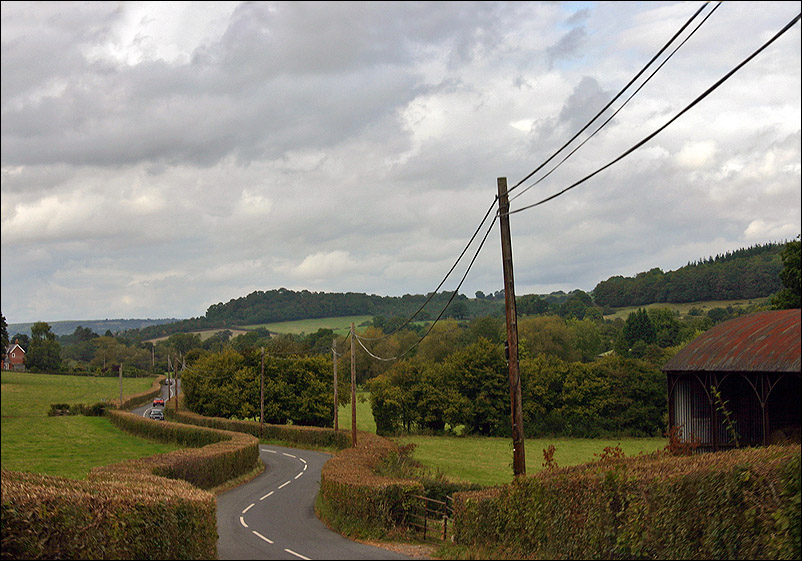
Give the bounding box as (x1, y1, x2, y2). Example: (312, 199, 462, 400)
(517, 294, 549, 316)
(622, 308, 656, 346)
(1, 313, 8, 363)
(772, 235, 801, 309)
(26, 321, 61, 372)
(517, 315, 579, 362)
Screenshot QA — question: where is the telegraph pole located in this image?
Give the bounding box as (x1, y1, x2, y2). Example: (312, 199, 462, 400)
(332, 338, 339, 431)
(260, 347, 265, 435)
(350, 323, 357, 447)
(174, 356, 179, 413)
(118, 364, 123, 408)
(497, 177, 526, 476)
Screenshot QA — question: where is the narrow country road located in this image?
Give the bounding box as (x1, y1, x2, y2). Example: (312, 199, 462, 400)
(133, 383, 412, 559)
(216, 445, 414, 560)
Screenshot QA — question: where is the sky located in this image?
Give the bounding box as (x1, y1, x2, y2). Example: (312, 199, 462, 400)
(1, 1, 800, 325)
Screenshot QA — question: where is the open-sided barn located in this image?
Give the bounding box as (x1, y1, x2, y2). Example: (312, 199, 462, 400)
(662, 308, 801, 451)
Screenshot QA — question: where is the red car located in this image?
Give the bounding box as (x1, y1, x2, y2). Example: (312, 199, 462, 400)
(153, 398, 165, 407)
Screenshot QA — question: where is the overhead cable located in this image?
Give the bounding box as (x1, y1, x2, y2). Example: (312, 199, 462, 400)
(508, 11, 802, 216)
(356, 196, 499, 342)
(508, 0, 713, 194)
(509, 1, 722, 205)
(354, 211, 499, 361)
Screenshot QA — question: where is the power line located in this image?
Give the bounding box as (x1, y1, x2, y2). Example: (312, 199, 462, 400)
(508, 11, 801, 216)
(508, 0, 715, 195)
(509, 1, 722, 206)
(354, 211, 499, 361)
(356, 196, 499, 342)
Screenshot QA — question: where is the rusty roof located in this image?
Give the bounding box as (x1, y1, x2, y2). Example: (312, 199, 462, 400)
(662, 309, 801, 373)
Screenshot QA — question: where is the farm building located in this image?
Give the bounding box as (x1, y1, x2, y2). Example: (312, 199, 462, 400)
(2, 340, 26, 371)
(662, 308, 800, 451)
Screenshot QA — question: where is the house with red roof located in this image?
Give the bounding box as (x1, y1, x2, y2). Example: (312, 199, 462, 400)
(3, 340, 26, 371)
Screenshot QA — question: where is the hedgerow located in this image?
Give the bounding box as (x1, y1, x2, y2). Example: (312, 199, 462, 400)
(165, 403, 351, 450)
(451, 444, 801, 560)
(318, 431, 424, 537)
(1, 409, 260, 559)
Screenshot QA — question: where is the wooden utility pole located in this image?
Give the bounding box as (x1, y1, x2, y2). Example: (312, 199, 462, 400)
(350, 323, 357, 447)
(174, 356, 179, 413)
(118, 364, 123, 408)
(497, 177, 526, 476)
(260, 347, 265, 434)
(332, 338, 339, 431)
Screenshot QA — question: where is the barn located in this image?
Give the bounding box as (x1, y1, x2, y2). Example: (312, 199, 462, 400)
(662, 308, 801, 451)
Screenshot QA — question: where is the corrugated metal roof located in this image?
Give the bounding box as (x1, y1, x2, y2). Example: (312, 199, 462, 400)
(662, 309, 801, 373)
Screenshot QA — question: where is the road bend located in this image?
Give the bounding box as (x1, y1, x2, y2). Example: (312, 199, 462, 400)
(216, 445, 413, 560)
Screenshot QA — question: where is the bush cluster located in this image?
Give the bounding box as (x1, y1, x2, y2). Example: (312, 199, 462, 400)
(370, 341, 667, 438)
(451, 444, 801, 560)
(47, 401, 108, 417)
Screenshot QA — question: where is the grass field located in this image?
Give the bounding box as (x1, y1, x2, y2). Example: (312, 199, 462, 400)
(246, 315, 373, 336)
(1, 371, 182, 479)
(603, 297, 770, 321)
(337, 391, 666, 487)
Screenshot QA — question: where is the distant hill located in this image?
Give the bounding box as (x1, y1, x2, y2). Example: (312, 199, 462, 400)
(592, 242, 785, 308)
(10, 240, 791, 342)
(7, 318, 182, 338)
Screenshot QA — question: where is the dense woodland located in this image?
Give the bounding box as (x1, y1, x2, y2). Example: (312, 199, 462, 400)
(592, 242, 785, 307)
(1, 238, 798, 439)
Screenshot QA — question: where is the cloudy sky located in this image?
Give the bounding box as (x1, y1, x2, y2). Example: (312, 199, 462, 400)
(2, 1, 800, 325)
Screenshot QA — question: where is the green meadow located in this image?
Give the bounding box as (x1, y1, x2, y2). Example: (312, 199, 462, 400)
(337, 391, 666, 487)
(3, 373, 666, 487)
(1, 371, 181, 479)
(245, 315, 373, 336)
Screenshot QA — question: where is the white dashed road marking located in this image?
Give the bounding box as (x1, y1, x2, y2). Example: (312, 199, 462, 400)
(252, 531, 274, 544)
(242, 503, 254, 514)
(259, 491, 274, 501)
(278, 480, 291, 489)
(284, 548, 311, 560)
(239, 516, 248, 528)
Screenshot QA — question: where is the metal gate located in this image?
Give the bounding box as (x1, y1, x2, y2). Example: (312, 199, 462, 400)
(409, 495, 453, 542)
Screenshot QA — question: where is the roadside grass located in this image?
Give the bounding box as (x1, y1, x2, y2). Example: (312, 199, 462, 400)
(245, 315, 373, 336)
(338, 389, 666, 487)
(1, 371, 182, 479)
(603, 297, 770, 321)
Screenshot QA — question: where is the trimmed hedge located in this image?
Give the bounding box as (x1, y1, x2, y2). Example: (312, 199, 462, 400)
(1, 469, 216, 560)
(104, 410, 260, 490)
(1, 409, 261, 559)
(318, 431, 424, 535)
(165, 404, 352, 450)
(108, 375, 166, 410)
(451, 444, 801, 560)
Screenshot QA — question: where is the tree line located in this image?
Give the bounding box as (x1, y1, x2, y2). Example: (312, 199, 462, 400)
(593, 241, 785, 308)
(2, 237, 797, 439)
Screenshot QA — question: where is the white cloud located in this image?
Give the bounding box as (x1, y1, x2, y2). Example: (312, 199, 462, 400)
(1, 1, 800, 323)
(675, 140, 717, 169)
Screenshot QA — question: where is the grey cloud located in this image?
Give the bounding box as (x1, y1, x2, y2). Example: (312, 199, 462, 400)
(546, 26, 587, 69)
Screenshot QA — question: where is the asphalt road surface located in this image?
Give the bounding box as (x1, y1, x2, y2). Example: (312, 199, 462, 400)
(131, 379, 178, 418)
(216, 445, 414, 560)
(131, 385, 413, 559)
